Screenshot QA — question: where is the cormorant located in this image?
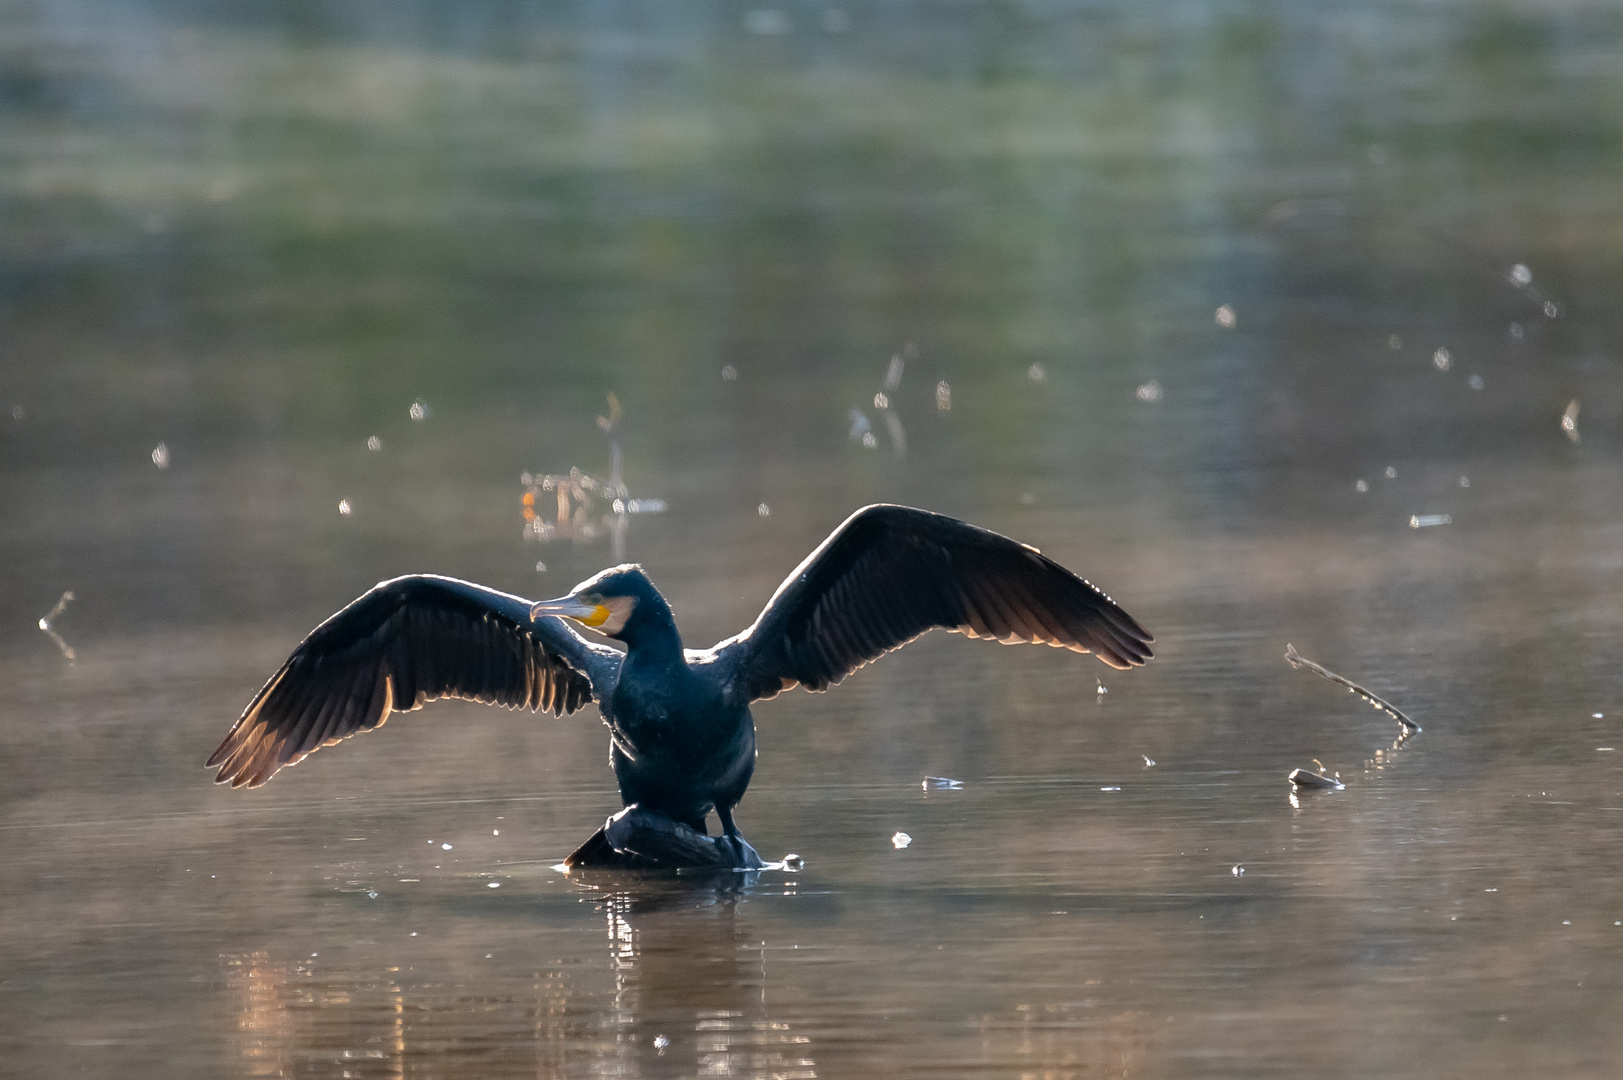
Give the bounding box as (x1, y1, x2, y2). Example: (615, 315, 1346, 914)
(207, 504, 1153, 869)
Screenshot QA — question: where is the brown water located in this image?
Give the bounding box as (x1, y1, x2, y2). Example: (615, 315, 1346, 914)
(5, 3, 1623, 1077)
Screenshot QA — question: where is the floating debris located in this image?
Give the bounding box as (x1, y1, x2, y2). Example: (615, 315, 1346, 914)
(857, 353, 908, 457)
(891, 831, 912, 849)
(523, 395, 665, 561)
(1284, 643, 1421, 733)
(1289, 768, 1344, 791)
(1215, 304, 1236, 328)
(923, 776, 964, 790)
(1409, 514, 1451, 528)
(151, 442, 170, 469)
(1136, 380, 1162, 402)
(1563, 399, 1581, 444)
(38, 590, 75, 660)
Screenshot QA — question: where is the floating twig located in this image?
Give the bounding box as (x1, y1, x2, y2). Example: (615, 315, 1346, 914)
(38, 590, 76, 660)
(1284, 643, 1420, 733)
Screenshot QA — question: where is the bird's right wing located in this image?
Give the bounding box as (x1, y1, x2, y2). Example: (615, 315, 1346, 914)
(207, 575, 620, 788)
(704, 505, 1153, 703)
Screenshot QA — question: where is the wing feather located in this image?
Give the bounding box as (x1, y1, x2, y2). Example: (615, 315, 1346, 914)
(708, 505, 1153, 701)
(207, 575, 614, 787)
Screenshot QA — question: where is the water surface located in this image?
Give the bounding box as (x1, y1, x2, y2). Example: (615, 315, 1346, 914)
(4, 2, 1623, 1077)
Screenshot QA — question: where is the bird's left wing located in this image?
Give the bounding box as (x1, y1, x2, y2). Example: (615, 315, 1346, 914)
(207, 575, 620, 788)
(703, 504, 1153, 703)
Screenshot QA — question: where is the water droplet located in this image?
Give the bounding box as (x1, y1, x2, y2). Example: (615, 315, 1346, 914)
(1510, 263, 1532, 286)
(1027, 363, 1046, 383)
(1232, 865, 1244, 876)
(10, 404, 22, 420)
(744, 8, 789, 34)
(1101, 786, 1122, 792)
(721, 364, 739, 381)
(1432, 347, 1452, 372)
(861, 431, 877, 449)
(487, 881, 500, 888)
(654, 1035, 671, 1050)
(368, 891, 378, 899)
(367, 435, 381, 451)
(1384, 466, 1396, 479)
(1468, 374, 1484, 390)
(873, 392, 889, 410)
(409, 400, 428, 421)
(891, 831, 912, 849)
(1388, 334, 1403, 350)
(1355, 479, 1368, 492)
(151, 442, 170, 469)
(1136, 380, 1162, 402)
(493, 829, 500, 835)
(1544, 300, 1559, 318)
(1214, 304, 1236, 328)
(935, 381, 951, 412)
(757, 503, 770, 517)
(782, 853, 805, 871)
(1459, 476, 1470, 488)
(1510, 322, 1524, 340)
(441, 843, 452, 850)
(534, 561, 547, 572)
(1143, 756, 1156, 767)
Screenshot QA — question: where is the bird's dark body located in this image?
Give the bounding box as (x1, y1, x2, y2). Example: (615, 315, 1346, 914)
(603, 644, 756, 835)
(207, 504, 1154, 871)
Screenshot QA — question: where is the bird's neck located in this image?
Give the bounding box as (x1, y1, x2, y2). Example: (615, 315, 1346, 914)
(618, 609, 686, 669)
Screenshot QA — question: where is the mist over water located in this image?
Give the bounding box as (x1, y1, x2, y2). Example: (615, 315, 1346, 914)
(4, 2, 1623, 1076)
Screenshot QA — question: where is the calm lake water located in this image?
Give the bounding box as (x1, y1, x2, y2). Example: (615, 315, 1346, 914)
(5, 2, 1623, 1077)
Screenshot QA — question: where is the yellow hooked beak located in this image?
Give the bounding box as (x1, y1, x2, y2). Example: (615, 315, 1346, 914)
(529, 595, 611, 628)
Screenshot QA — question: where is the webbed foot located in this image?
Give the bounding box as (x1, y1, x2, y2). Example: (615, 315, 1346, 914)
(715, 833, 766, 870)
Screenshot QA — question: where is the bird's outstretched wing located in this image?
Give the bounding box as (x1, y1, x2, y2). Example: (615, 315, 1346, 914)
(207, 575, 619, 788)
(707, 505, 1153, 702)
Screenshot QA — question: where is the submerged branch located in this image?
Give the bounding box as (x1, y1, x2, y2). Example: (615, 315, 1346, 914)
(1284, 643, 1420, 733)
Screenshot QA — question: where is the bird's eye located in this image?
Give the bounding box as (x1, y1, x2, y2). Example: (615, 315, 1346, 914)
(585, 593, 603, 605)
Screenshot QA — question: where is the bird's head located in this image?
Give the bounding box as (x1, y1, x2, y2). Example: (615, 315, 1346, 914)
(528, 565, 665, 642)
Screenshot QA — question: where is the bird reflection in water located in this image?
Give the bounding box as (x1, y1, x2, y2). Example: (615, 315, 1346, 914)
(220, 877, 816, 1079)
(522, 394, 666, 563)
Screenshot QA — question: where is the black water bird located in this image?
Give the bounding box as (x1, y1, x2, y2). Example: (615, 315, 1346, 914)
(207, 505, 1153, 869)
